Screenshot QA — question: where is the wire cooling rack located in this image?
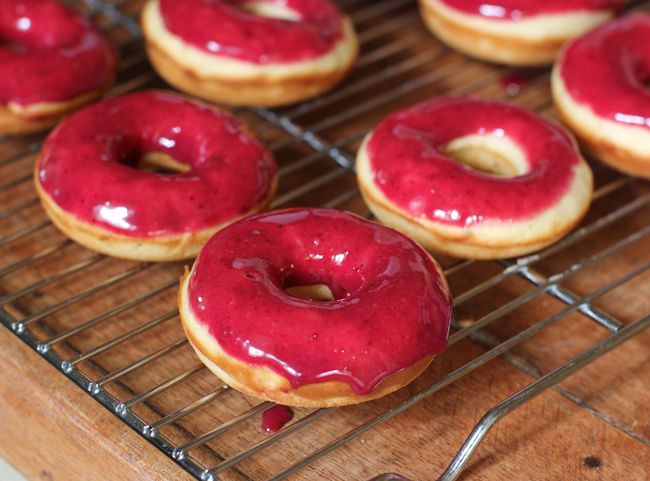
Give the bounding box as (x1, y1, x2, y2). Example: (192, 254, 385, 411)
(2, 0, 650, 479)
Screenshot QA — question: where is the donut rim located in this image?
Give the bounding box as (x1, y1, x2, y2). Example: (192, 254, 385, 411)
(355, 115, 594, 260)
(141, 0, 359, 107)
(178, 265, 438, 408)
(551, 42, 650, 180)
(34, 175, 276, 262)
(418, 0, 614, 66)
(0, 1, 119, 136)
(0, 64, 117, 136)
(33, 94, 278, 262)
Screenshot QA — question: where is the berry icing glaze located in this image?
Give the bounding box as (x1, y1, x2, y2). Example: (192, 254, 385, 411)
(366, 97, 581, 227)
(37, 91, 277, 237)
(262, 405, 293, 433)
(159, 0, 342, 63)
(559, 15, 650, 131)
(0, 0, 118, 106)
(439, 0, 616, 19)
(188, 208, 452, 395)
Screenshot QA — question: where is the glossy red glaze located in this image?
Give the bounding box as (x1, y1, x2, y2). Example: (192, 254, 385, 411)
(366, 97, 581, 227)
(188, 208, 452, 395)
(37, 91, 277, 237)
(158, 0, 342, 64)
(439, 0, 615, 19)
(0, 0, 117, 106)
(559, 15, 650, 131)
(262, 405, 293, 433)
(499, 71, 541, 95)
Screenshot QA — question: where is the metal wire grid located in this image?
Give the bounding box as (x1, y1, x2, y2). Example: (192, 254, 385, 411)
(1, 0, 650, 479)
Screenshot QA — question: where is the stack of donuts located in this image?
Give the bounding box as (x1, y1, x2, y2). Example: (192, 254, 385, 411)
(5, 0, 647, 408)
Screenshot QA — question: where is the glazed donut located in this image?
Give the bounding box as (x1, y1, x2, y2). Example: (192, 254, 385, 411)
(0, 0, 118, 135)
(179, 208, 452, 407)
(34, 91, 278, 262)
(552, 15, 650, 179)
(141, 0, 358, 107)
(356, 97, 593, 259)
(418, 0, 617, 66)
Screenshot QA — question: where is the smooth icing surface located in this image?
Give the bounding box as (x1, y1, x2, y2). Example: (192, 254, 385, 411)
(439, 0, 616, 19)
(188, 208, 452, 395)
(37, 91, 277, 237)
(262, 405, 293, 433)
(500, 71, 536, 95)
(366, 97, 581, 227)
(559, 14, 650, 131)
(0, 0, 117, 106)
(158, 0, 342, 63)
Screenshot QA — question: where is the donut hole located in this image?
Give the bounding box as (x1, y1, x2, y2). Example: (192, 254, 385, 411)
(237, 2, 302, 21)
(285, 284, 337, 301)
(134, 152, 191, 174)
(443, 134, 530, 177)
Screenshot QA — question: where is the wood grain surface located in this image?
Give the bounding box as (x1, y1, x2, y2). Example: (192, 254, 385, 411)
(0, 326, 196, 481)
(1, 0, 650, 480)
